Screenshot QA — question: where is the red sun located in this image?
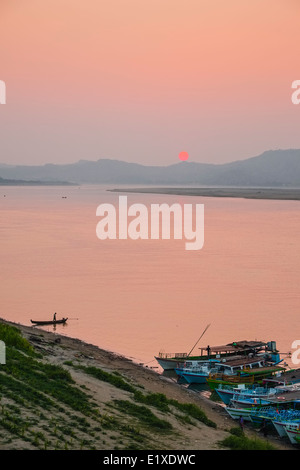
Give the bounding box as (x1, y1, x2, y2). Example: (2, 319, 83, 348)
(179, 151, 189, 161)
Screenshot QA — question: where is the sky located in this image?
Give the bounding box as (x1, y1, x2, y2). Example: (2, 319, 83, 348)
(0, 0, 300, 166)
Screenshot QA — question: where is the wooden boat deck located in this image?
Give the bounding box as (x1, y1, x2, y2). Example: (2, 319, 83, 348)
(216, 356, 264, 367)
(263, 368, 300, 386)
(264, 390, 300, 404)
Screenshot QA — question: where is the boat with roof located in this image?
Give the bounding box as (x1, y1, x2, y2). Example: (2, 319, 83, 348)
(156, 339, 279, 371)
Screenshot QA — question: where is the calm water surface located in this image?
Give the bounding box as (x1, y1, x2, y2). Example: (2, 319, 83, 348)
(0, 185, 299, 368)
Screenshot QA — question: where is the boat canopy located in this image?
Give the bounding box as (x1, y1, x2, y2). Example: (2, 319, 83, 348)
(214, 356, 265, 373)
(199, 340, 268, 355)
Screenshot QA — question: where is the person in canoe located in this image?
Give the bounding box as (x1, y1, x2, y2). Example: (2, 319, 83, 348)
(53, 312, 57, 322)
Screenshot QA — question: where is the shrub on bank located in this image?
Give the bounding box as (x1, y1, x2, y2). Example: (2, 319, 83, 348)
(0, 323, 34, 354)
(219, 427, 277, 450)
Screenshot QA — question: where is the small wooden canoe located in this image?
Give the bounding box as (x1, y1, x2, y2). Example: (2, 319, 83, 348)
(30, 318, 68, 326)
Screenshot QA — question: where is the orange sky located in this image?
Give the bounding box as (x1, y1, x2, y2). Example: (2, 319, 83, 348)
(0, 0, 300, 165)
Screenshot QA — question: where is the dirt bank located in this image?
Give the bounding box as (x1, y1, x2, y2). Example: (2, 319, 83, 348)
(0, 319, 294, 451)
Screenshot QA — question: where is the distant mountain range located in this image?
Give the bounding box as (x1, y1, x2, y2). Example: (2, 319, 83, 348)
(0, 149, 300, 187)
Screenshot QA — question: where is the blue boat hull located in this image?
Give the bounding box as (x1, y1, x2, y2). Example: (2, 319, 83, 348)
(216, 389, 234, 405)
(180, 372, 208, 384)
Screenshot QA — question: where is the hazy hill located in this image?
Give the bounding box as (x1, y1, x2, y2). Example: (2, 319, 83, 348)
(0, 176, 74, 186)
(0, 149, 300, 187)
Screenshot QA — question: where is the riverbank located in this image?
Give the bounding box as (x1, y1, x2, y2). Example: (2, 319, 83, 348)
(108, 187, 300, 201)
(0, 319, 293, 450)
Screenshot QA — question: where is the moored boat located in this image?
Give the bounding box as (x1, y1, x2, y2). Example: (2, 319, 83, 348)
(229, 394, 275, 407)
(216, 383, 279, 405)
(207, 363, 285, 390)
(225, 405, 258, 422)
(263, 368, 300, 387)
(155, 340, 279, 371)
(284, 422, 300, 445)
(225, 403, 288, 423)
(174, 359, 220, 383)
(177, 356, 267, 385)
(176, 363, 219, 384)
(272, 418, 300, 438)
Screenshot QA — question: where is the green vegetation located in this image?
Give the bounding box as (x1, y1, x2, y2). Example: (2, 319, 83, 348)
(0, 323, 102, 449)
(132, 391, 216, 428)
(0, 322, 222, 450)
(168, 401, 217, 428)
(219, 427, 277, 450)
(66, 362, 136, 394)
(113, 400, 173, 432)
(69, 362, 217, 428)
(132, 390, 170, 413)
(0, 323, 34, 355)
(2, 348, 95, 414)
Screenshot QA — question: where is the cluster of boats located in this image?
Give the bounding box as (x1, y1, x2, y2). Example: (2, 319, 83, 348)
(155, 338, 300, 444)
(220, 383, 300, 445)
(155, 339, 286, 388)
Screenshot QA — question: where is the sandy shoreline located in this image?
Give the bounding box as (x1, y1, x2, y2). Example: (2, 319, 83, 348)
(108, 187, 300, 201)
(0, 319, 293, 450)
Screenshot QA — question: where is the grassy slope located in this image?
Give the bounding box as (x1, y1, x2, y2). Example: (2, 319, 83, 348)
(0, 323, 281, 450)
(0, 323, 218, 450)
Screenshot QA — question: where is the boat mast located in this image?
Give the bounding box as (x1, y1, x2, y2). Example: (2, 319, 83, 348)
(187, 323, 211, 357)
